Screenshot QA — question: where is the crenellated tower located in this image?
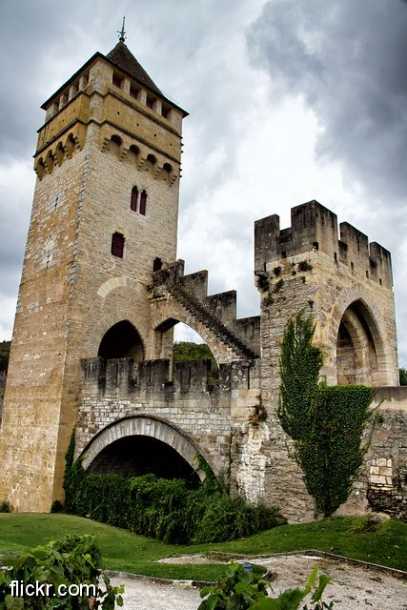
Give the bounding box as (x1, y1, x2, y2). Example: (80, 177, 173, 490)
(0, 37, 187, 511)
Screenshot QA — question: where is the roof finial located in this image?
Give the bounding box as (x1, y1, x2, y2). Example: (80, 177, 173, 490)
(118, 16, 126, 43)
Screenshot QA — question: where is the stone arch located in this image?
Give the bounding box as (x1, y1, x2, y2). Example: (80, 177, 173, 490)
(335, 297, 387, 385)
(98, 319, 145, 361)
(79, 415, 207, 481)
(153, 313, 232, 365)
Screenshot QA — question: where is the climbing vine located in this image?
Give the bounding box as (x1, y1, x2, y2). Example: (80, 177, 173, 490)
(279, 310, 373, 516)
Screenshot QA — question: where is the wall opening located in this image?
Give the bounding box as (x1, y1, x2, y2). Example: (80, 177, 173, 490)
(155, 320, 218, 376)
(111, 232, 125, 258)
(88, 435, 200, 486)
(336, 300, 381, 385)
(98, 320, 144, 361)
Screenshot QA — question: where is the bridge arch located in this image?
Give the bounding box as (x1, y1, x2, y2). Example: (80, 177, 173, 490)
(79, 415, 208, 483)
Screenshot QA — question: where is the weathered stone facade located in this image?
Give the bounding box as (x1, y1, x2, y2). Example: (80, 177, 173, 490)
(0, 40, 406, 522)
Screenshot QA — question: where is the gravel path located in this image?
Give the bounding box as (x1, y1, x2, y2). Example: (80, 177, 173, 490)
(111, 553, 407, 610)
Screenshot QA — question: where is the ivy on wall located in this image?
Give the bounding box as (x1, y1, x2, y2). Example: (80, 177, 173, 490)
(279, 311, 373, 516)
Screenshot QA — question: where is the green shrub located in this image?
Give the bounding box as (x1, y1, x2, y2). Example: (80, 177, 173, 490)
(64, 437, 284, 545)
(0, 535, 124, 610)
(194, 495, 283, 544)
(199, 563, 268, 610)
(0, 502, 11, 513)
(68, 470, 284, 545)
(199, 563, 334, 610)
(51, 500, 64, 513)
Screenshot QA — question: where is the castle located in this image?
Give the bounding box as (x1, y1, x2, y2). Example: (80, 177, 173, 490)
(0, 36, 406, 522)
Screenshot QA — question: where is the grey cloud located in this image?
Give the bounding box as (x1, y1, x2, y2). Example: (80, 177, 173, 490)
(247, 0, 407, 203)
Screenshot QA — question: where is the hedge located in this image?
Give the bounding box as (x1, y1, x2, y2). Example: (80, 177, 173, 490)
(64, 443, 285, 544)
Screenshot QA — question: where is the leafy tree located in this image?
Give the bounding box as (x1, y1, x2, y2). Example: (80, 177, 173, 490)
(0, 341, 10, 372)
(278, 311, 373, 516)
(278, 311, 323, 440)
(400, 368, 407, 385)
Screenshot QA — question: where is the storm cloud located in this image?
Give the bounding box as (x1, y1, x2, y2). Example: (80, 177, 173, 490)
(248, 0, 407, 203)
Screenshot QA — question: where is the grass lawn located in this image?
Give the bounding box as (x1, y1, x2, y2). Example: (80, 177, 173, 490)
(0, 513, 406, 581)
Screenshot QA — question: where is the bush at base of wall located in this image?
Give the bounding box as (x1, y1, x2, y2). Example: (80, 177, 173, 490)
(65, 470, 284, 544)
(63, 439, 284, 544)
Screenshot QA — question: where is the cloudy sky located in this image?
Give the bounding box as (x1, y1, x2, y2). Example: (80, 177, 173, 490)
(1, 0, 407, 363)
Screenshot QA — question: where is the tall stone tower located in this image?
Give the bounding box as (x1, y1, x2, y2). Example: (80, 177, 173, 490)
(0, 36, 187, 511)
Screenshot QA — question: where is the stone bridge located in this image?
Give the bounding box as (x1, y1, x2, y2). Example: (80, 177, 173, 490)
(76, 355, 264, 498)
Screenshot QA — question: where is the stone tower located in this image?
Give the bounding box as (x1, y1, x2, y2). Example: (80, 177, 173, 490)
(0, 38, 187, 511)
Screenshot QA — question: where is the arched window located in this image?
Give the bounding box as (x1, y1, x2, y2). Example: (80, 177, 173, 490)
(147, 154, 157, 166)
(139, 190, 147, 215)
(130, 186, 138, 212)
(111, 232, 125, 258)
(163, 163, 172, 174)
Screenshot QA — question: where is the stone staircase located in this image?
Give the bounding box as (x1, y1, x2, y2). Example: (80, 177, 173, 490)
(166, 281, 258, 361)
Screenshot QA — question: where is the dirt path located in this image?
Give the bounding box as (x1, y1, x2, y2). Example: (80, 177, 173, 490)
(111, 553, 407, 610)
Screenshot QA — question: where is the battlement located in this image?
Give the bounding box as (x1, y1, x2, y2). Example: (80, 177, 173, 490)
(81, 357, 256, 398)
(152, 260, 260, 357)
(255, 200, 393, 287)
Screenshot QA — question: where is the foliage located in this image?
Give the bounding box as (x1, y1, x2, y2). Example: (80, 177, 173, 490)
(0, 502, 11, 513)
(63, 439, 283, 545)
(194, 496, 283, 544)
(400, 368, 407, 386)
(278, 311, 373, 516)
(63, 432, 84, 514)
(199, 563, 333, 610)
(0, 534, 124, 610)
(66, 468, 283, 545)
(50, 501, 64, 514)
(173, 341, 215, 364)
(0, 341, 10, 373)
(299, 385, 373, 516)
(278, 311, 323, 441)
(198, 563, 268, 610)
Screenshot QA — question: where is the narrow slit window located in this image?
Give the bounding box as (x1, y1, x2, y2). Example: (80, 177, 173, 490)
(111, 232, 125, 258)
(113, 72, 124, 88)
(139, 190, 147, 216)
(130, 83, 141, 99)
(131, 186, 138, 212)
(146, 94, 157, 109)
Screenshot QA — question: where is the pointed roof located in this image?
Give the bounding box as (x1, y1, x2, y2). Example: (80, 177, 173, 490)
(41, 43, 188, 117)
(106, 41, 163, 97)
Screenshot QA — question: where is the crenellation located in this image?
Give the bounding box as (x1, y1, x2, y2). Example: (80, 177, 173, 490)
(179, 270, 208, 301)
(255, 200, 394, 289)
(204, 290, 237, 325)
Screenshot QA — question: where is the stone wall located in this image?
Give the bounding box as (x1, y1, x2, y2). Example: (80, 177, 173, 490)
(77, 356, 262, 494)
